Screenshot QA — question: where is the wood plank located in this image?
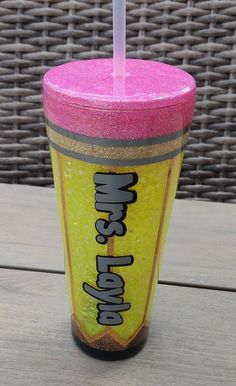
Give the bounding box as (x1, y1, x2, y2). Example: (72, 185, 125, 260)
(0, 269, 235, 386)
(0, 183, 63, 271)
(162, 199, 236, 289)
(0, 183, 236, 288)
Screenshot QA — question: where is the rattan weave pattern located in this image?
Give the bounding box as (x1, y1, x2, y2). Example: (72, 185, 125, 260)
(0, 0, 236, 202)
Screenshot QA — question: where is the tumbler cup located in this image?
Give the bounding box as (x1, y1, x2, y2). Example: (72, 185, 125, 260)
(43, 59, 196, 360)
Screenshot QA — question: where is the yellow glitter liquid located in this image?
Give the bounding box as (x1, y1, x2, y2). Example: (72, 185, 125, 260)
(50, 144, 183, 347)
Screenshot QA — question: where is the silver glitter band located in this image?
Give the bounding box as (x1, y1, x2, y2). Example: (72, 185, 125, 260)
(45, 118, 189, 147)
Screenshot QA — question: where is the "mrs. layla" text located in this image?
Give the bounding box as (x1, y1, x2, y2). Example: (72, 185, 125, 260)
(83, 172, 138, 326)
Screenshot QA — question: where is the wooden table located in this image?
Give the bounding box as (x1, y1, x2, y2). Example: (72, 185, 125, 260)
(0, 183, 235, 386)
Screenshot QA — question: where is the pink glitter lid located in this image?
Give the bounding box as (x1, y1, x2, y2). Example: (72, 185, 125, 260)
(43, 59, 196, 140)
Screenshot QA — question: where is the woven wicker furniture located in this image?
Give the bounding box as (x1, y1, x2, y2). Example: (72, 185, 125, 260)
(0, 0, 235, 202)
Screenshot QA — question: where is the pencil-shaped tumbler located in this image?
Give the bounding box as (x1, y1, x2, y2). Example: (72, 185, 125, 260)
(43, 58, 196, 360)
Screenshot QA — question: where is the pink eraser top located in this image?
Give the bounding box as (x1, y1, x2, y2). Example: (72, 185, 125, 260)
(43, 59, 196, 140)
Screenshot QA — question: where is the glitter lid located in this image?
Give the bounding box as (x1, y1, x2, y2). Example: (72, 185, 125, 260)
(43, 59, 195, 110)
(43, 59, 196, 140)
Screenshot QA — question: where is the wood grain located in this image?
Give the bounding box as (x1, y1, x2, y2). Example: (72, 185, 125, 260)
(0, 269, 235, 386)
(0, 183, 236, 288)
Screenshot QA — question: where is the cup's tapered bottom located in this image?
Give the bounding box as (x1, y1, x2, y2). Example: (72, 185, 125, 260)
(71, 317, 148, 360)
(72, 330, 147, 360)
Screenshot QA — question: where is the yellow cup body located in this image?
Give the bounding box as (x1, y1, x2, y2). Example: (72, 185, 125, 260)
(47, 122, 186, 350)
